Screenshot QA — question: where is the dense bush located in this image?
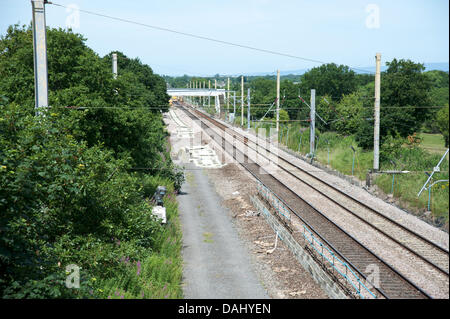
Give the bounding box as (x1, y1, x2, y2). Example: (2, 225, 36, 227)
(332, 92, 364, 135)
(0, 105, 162, 297)
(0, 25, 172, 170)
(436, 106, 449, 147)
(0, 25, 184, 298)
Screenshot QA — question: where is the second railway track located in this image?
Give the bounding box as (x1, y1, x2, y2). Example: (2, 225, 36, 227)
(177, 102, 449, 299)
(196, 108, 450, 276)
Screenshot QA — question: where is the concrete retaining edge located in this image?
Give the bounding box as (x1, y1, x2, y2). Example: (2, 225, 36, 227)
(250, 195, 349, 299)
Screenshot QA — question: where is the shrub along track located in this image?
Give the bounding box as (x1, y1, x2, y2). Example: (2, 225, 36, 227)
(176, 102, 436, 299)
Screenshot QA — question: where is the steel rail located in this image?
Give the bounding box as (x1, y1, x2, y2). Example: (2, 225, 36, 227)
(178, 103, 431, 299)
(191, 105, 449, 277)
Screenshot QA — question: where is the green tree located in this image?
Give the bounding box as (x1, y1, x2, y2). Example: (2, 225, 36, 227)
(355, 59, 432, 149)
(279, 109, 289, 123)
(425, 70, 449, 88)
(0, 25, 171, 171)
(0, 24, 182, 299)
(381, 58, 432, 135)
(249, 77, 276, 118)
(333, 92, 364, 135)
(422, 70, 449, 133)
(436, 106, 449, 147)
(299, 63, 357, 101)
(280, 80, 301, 121)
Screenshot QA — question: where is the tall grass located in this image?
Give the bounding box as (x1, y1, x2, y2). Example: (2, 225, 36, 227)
(96, 178, 183, 299)
(275, 123, 449, 224)
(373, 147, 449, 223)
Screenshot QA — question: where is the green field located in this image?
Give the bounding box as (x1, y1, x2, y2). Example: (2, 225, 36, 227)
(418, 133, 447, 153)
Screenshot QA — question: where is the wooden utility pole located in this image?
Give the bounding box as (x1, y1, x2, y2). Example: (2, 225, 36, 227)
(31, 0, 49, 112)
(276, 70, 280, 133)
(241, 76, 244, 127)
(374, 53, 381, 172)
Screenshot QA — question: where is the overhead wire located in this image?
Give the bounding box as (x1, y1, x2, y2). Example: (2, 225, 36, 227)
(49, 2, 374, 75)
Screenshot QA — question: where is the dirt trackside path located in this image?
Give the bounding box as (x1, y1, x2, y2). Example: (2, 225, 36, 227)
(178, 163, 269, 299)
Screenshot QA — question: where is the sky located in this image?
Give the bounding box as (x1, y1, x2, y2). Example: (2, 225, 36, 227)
(0, 0, 449, 76)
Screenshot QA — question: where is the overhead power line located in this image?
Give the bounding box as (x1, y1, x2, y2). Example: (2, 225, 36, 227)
(49, 2, 374, 74)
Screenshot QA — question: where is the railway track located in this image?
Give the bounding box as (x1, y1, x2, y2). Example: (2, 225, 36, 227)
(176, 102, 443, 299)
(254, 143, 449, 277)
(194, 109, 450, 277)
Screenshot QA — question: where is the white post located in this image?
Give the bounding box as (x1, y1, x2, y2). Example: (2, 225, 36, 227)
(374, 53, 381, 172)
(310, 89, 316, 156)
(247, 88, 251, 130)
(208, 80, 211, 108)
(276, 70, 280, 133)
(112, 53, 118, 79)
(31, 0, 49, 112)
(214, 79, 220, 116)
(233, 91, 236, 115)
(202, 81, 205, 106)
(227, 77, 230, 116)
(241, 76, 244, 127)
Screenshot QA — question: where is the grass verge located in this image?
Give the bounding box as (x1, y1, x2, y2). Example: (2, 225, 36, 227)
(95, 179, 183, 299)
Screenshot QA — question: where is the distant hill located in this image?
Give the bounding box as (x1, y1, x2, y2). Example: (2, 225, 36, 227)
(240, 62, 449, 77)
(424, 62, 448, 72)
(349, 62, 449, 74)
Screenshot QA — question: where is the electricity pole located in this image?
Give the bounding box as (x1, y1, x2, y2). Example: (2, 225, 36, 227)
(241, 76, 244, 127)
(112, 53, 118, 79)
(310, 89, 316, 156)
(227, 77, 230, 118)
(374, 53, 381, 172)
(31, 0, 49, 113)
(233, 91, 236, 115)
(203, 81, 205, 106)
(276, 70, 280, 133)
(247, 88, 251, 130)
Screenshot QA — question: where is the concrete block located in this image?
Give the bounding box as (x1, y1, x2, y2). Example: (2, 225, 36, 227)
(151, 206, 167, 224)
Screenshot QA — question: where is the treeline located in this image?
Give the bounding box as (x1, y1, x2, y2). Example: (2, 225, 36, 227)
(0, 25, 183, 298)
(165, 61, 449, 150)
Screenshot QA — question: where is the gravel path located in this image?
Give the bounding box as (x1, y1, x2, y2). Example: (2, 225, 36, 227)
(178, 163, 269, 299)
(165, 111, 269, 298)
(165, 107, 328, 299)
